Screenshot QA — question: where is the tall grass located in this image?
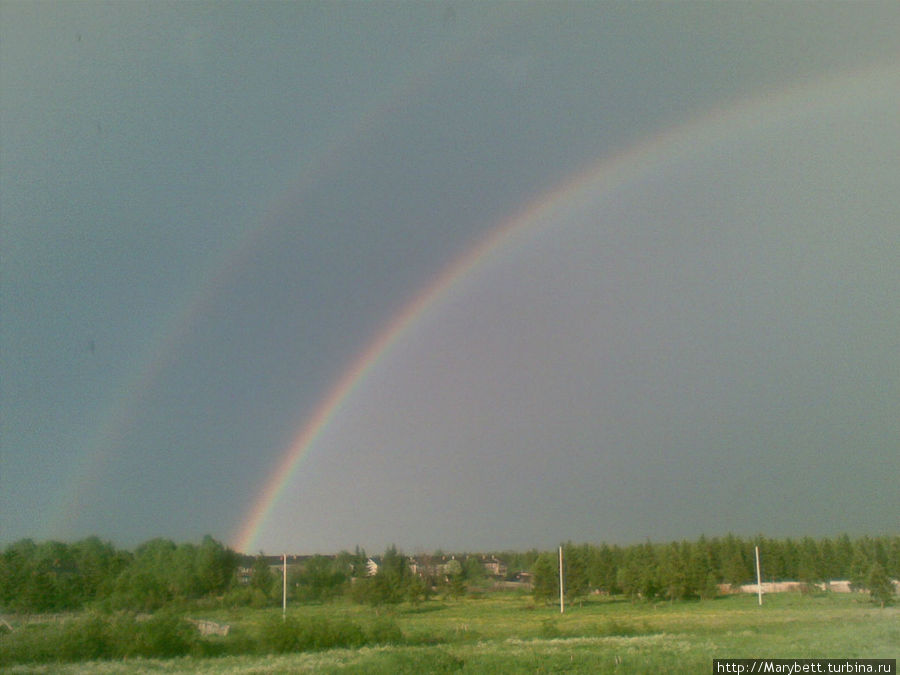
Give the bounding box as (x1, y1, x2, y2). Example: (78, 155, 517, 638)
(2, 592, 896, 673)
(0, 608, 406, 667)
(0, 611, 198, 666)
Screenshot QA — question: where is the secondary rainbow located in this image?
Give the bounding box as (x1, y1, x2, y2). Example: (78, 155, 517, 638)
(43, 29, 484, 540)
(234, 61, 899, 553)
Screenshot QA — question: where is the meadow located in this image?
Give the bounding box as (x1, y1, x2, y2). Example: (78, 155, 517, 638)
(3, 591, 897, 674)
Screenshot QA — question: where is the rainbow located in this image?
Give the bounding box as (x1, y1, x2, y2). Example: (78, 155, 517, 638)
(44, 24, 490, 540)
(234, 60, 899, 553)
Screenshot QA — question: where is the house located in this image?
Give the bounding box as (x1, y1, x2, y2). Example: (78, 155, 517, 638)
(408, 555, 458, 581)
(366, 557, 381, 577)
(479, 556, 507, 578)
(236, 553, 310, 584)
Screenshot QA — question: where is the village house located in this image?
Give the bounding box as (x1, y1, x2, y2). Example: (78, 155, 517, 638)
(478, 555, 507, 578)
(407, 555, 458, 581)
(236, 554, 310, 584)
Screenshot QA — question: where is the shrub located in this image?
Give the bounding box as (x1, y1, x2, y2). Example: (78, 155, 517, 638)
(317, 618, 366, 650)
(368, 617, 403, 644)
(111, 611, 194, 658)
(256, 615, 371, 654)
(0, 623, 56, 665)
(257, 616, 300, 653)
(55, 614, 112, 661)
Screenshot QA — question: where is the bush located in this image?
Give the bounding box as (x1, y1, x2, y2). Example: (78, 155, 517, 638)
(256, 615, 371, 654)
(137, 613, 193, 657)
(316, 618, 366, 650)
(111, 611, 194, 659)
(4, 616, 107, 665)
(0, 615, 120, 665)
(0, 623, 58, 665)
(368, 617, 403, 644)
(257, 615, 301, 653)
(55, 614, 111, 661)
(190, 636, 229, 658)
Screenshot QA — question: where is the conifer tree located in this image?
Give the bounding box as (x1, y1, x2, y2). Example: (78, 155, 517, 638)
(531, 552, 558, 603)
(865, 563, 894, 607)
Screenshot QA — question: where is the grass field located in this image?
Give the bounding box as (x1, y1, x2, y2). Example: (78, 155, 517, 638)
(4, 592, 897, 673)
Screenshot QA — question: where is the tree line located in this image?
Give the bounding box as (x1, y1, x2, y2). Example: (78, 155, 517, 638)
(1, 533, 896, 613)
(529, 534, 898, 606)
(0, 536, 237, 612)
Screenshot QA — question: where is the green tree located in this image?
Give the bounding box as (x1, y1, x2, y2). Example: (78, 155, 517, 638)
(658, 542, 689, 601)
(887, 537, 900, 579)
(797, 537, 822, 586)
(70, 536, 125, 604)
(379, 545, 412, 602)
(463, 555, 487, 586)
(849, 548, 871, 592)
(636, 543, 661, 600)
(689, 537, 719, 599)
(562, 543, 590, 604)
(781, 538, 800, 579)
(352, 546, 414, 606)
(865, 563, 894, 607)
(443, 558, 463, 580)
(336, 548, 367, 579)
(531, 552, 558, 603)
(251, 554, 276, 600)
(405, 573, 428, 605)
(833, 534, 855, 579)
(113, 538, 177, 609)
(444, 558, 466, 599)
(0, 540, 37, 609)
(194, 535, 237, 596)
(172, 543, 198, 598)
(818, 538, 839, 582)
(24, 561, 61, 611)
(617, 548, 642, 600)
(294, 555, 347, 602)
(588, 543, 620, 594)
(617, 542, 661, 600)
(721, 536, 750, 589)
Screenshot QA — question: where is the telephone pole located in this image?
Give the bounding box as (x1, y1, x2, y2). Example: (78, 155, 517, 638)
(755, 546, 763, 606)
(283, 553, 288, 619)
(559, 545, 565, 614)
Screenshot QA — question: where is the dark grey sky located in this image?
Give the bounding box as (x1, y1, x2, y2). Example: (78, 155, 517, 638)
(2, 2, 898, 554)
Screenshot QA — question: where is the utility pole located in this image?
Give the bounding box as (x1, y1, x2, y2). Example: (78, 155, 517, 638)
(755, 546, 763, 606)
(283, 553, 288, 619)
(559, 545, 565, 614)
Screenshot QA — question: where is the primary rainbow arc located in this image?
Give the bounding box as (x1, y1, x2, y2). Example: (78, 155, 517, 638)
(234, 61, 899, 554)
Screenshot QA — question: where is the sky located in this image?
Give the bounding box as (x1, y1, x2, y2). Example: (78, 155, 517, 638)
(2, 2, 898, 555)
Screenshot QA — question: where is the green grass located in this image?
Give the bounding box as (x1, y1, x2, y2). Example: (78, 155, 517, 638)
(3, 592, 897, 673)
